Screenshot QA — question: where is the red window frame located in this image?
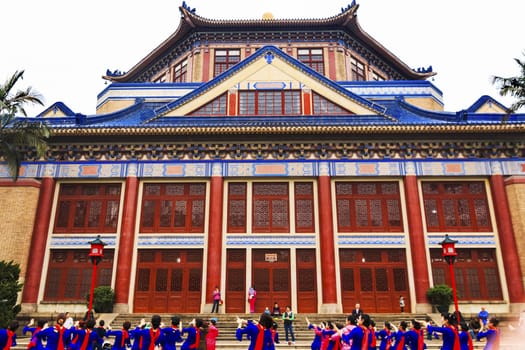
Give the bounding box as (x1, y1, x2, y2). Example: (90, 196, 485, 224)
(312, 92, 354, 115)
(238, 90, 301, 116)
(351, 57, 366, 81)
(335, 181, 403, 232)
(189, 93, 227, 116)
(297, 48, 325, 74)
(44, 249, 114, 301)
(214, 49, 240, 77)
(173, 59, 188, 83)
(294, 182, 315, 233)
(252, 182, 290, 233)
(54, 183, 122, 233)
(140, 183, 206, 233)
(421, 181, 492, 232)
(430, 248, 502, 300)
(227, 182, 247, 233)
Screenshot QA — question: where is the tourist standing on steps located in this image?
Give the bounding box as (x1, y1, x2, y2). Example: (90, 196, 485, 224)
(211, 286, 221, 313)
(399, 296, 405, 313)
(248, 286, 257, 313)
(282, 306, 296, 345)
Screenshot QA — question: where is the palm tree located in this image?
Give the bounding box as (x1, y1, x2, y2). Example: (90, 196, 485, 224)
(0, 70, 50, 180)
(492, 52, 525, 113)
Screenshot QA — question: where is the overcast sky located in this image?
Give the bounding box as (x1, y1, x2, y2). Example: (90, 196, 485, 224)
(1, 0, 523, 116)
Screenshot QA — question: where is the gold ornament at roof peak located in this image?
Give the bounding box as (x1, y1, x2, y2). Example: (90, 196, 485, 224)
(262, 12, 274, 20)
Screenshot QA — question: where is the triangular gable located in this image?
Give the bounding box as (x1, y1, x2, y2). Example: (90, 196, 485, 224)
(36, 102, 75, 118)
(467, 95, 508, 114)
(149, 46, 391, 121)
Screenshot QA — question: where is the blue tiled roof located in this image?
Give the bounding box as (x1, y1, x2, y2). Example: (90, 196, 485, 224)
(32, 97, 524, 130)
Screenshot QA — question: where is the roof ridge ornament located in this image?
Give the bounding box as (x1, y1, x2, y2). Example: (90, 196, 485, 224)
(181, 1, 196, 14)
(341, 0, 357, 13)
(265, 51, 275, 64)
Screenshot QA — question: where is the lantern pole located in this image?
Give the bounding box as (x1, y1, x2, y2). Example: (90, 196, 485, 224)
(440, 234, 460, 323)
(88, 235, 106, 320)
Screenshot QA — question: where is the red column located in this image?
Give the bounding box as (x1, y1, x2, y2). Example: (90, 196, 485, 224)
(114, 177, 139, 308)
(490, 175, 525, 302)
(22, 177, 56, 306)
(303, 90, 312, 115)
(206, 175, 224, 303)
(404, 175, 430, 304)
(327, 47, 337, 81)
(318, 175, 337, 304)
(228, 90, 237, 116)
(202, 47, 210, 82)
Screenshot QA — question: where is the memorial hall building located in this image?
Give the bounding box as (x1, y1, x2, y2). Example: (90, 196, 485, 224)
(2, 2, 525, 315)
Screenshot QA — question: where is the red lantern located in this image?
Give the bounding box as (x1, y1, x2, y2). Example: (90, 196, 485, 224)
(440, 234, 458, 264)
(88, 235, 106, 265)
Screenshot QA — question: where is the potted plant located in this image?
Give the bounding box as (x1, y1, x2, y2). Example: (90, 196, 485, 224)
(426, 284, 453, 314)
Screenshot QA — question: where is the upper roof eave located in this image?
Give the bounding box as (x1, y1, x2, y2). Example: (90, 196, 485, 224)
(104, 2, 433, 83)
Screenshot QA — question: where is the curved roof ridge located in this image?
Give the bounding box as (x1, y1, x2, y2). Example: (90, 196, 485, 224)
(179, 2, 358, 27)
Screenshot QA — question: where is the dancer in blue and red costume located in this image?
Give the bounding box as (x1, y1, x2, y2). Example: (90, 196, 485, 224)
(422, 313, 460, 350)
(476, 317, 500, 350)
(342, 314, 370, 350)
(181, 318, 204, 350)
(70, 319, 103, 350)
(235, 313, 274, 350)
(405, 320, 425, 350)
(0, 320, 19, 350)
(36, 314, 71, 350)
(138, 315, 162, 350)
(23, 319, 47, 350)
(320, 321, 337, 350)
(160, 316, 183, 350)
(106, 321, 132, 350)
(376, 322, 393, 350)
(306, 318, 323, 350)
(391, 321, 407, 350)
(458, 322, 473, 350)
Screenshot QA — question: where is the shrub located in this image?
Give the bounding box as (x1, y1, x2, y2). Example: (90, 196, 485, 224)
(0, 261, 23, 328)
(86, 286, 115, 313)
(426, 284, 453, 313)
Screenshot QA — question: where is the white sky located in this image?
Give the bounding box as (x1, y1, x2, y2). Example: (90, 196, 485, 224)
(1, 0, 523, 116)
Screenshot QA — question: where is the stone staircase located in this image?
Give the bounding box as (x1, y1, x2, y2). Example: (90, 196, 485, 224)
(15, 312, 522, 350)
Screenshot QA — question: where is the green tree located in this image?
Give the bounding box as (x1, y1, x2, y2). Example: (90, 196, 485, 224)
(492, 52, 525, 113)
(0, 261, 23, 328)
(0, 70, 50, 180)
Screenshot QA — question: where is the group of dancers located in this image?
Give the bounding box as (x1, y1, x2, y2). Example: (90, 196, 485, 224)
(0, 311, 503, 350)
(0, 313, 219, 350)
(304, 312, 500, 350)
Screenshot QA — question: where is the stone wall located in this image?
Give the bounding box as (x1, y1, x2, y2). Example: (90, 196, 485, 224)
(505, 176, 525, 292)
(0, 180, 40, 281)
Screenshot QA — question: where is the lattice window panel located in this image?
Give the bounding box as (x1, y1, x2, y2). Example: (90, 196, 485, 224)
(136, 269, 150, 292)
(422, 181, 492, 232)
(298, 268, 315, 292)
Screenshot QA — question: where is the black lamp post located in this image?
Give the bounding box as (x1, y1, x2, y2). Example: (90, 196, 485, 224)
(439, 234, 460, 323)
(87, 235, 106, 320)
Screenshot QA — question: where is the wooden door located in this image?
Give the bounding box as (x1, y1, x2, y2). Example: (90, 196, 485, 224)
(225, 249, 246, 313)
(296, 249, 317, 313)
(134, 249, 203, 313)
(252, 249, 290, 313)
(340, 249, 409, 313)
